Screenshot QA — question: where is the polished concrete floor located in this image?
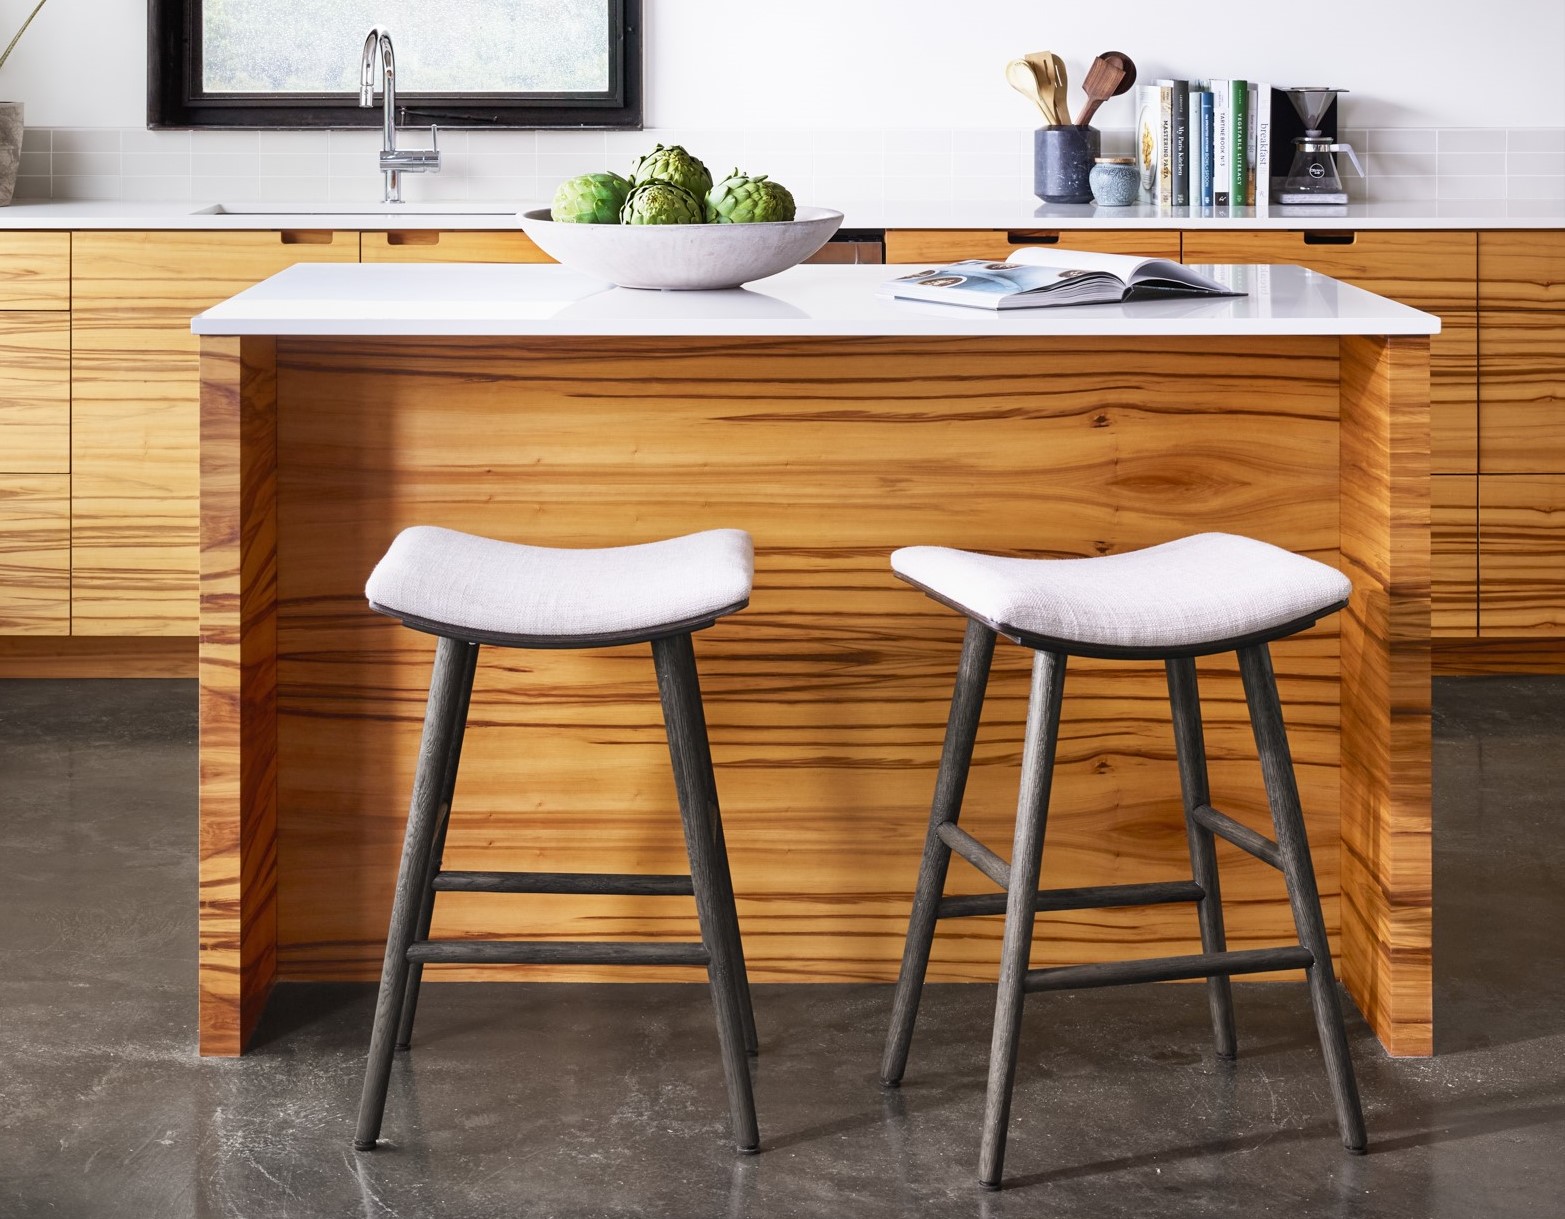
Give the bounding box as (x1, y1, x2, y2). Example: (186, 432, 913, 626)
(0, 678, 1562, 1218)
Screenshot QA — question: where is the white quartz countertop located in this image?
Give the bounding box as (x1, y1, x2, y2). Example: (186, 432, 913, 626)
(4, 198, 1565, 232)
(191, 262, 1439, 338)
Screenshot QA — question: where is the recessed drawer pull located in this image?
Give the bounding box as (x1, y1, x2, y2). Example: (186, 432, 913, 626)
(280, 231, 335, 245)
(1007, 231, 1062, 245)
(1302, 231, 1356, 246)
(386, 231, 441, 247)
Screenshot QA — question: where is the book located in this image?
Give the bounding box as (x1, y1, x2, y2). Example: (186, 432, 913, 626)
(1211, 80, 1232, 206)
(1135, 84, 1161, 204)
(1157, 81, 1173, 207)
(1196, 88, 1215, 207)
(1230, 79, 1249, 207)
(1251, 82, 1271, 208)
(1170, 80, 1190, 207)
(880, 249, 1242, 311)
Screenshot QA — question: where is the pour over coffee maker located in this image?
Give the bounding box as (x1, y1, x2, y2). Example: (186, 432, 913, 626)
(1278, 87, 1363, 204)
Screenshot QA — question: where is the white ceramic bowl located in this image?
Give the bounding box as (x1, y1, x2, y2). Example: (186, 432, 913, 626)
(519, 205, 844, 290)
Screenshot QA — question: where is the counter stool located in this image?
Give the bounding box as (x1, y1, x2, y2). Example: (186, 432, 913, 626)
(879, 532, 1367, 1189)
(353, 525, 759, 1154)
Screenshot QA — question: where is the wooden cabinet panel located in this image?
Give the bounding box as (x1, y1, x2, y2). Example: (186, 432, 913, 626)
(1182, 230, 1478, 475)
(360, 230, 550, 263)
(0, 314, 70, 473)
(1478, 231, 1565, 473)
(70, 231, 359, 635)
(0, 232, 70, 310)
(0, 475, 69, 634)
(886, 229, 1180, 263)
(1432, 474, 1477, 636)
(1479, 474, 1565, 636)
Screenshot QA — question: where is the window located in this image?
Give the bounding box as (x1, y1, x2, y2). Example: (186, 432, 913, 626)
(149, 0, 641, 129)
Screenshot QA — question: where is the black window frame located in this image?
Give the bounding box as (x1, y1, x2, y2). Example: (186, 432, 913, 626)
(147, 0, 642, 129)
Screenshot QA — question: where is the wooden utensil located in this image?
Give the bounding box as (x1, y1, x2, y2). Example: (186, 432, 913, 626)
(1025, 51, 1072, 125)
(1005, 57, 1057, 125)
(1076, 54, 1126, 127)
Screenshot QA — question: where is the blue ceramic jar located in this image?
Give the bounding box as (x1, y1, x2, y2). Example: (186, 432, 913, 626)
(1089, 157, 1139, 207)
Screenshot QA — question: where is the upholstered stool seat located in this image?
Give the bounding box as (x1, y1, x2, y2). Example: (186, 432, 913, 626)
(892, 533, 1351, 655)
(355, 526, 760, 1156)
(881, 532, 1366, 1189)
(366, 525, 754, 643)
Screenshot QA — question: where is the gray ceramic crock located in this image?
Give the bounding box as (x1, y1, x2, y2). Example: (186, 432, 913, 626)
(1033, 125, 1101, 204)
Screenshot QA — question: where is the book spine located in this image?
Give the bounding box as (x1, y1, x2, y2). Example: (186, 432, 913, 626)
(1157, 81, 1173, 208)
(1197, 90, 1215, 207)
(1253, 83, 1271, 208)
(1135, 84, 1160, 203)
(1231, 79, 1248, 207)
(1211, 80, 1231, 206)
(1171, 80, 1189, 207)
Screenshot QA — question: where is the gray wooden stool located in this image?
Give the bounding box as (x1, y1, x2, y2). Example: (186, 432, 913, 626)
(353, 525, 759, 1154)
(879, 532, 1367, 1188)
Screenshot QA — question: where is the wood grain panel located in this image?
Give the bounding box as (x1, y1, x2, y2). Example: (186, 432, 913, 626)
(0, 232, 70, 310)
(1478, 474, 1565, 636)
(0, 314, 70, 473)
(70, 231, 358, 636)
(265, 335, 1345, 997)
(360, 230, 550, 263)
(0, 474, 69, 635)
(1433, 639, 1565, 675)
(1478, 231, 1565, 472)
(1336, 334, 1432, 1057)
(1182, 231, 1476, 476)
(0, 636, 196, 677)
(197, 336, 280, 1055)
(1432, 474, 1477, 636)
(886, 229, 1180, 263)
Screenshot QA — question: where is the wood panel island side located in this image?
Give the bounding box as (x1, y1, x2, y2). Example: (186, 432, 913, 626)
(192, 262, 1438, 1060)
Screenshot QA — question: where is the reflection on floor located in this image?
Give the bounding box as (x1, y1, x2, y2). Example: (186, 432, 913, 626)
(0, 678, 1561, 1217)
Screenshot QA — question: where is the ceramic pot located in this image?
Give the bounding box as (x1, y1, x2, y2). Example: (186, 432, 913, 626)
(1033, 125, 1101, 204)
(0, 101, 23, 206)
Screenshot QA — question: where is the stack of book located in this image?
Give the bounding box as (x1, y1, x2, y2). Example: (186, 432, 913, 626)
(1136, 80, 1272, 208)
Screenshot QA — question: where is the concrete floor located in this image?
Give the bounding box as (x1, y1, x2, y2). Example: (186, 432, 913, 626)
(0, 678, 1562, 1218)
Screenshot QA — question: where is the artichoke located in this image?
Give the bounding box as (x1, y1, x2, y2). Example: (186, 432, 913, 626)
(705, 170, 797, 223)
(550, 171, 631, 224)
(629, 143, 713, 200)
(620, 180, 704, 225)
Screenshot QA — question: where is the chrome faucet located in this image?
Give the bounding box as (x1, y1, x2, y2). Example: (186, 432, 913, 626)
(359, 27, 440, 203)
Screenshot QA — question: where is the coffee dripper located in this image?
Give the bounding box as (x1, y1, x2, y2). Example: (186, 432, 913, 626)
(1278, 87, 1362, 205)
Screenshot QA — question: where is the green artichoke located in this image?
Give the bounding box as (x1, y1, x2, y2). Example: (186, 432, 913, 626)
(705, 170, 797, 223)
(619, 180, 704, 225)
(629, 143, 713, 200)
(550, 171, 631, 224)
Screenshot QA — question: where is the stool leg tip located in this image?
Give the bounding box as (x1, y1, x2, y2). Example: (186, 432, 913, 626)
(352, 1139, 378, 1152)
(978, 1179, 1002, 1192)
(394, 1042, 411, 1053)
(879, 1077, 902, 1090)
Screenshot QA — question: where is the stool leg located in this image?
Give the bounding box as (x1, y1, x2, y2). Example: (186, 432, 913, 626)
(1165, 657, 1238, 1060)
(1237, 644, 1367, 1153)
(696, 725, 758, 1055)
(355, 634, 475, 1151)
(395, 640, 480, 1051)
(881, 619, 997, 1087)
(979, 649, 1066, 1190)
(652, 632, 760, 1153)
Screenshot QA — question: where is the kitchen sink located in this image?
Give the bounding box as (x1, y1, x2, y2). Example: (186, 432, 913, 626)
(191, 202, 522, 216)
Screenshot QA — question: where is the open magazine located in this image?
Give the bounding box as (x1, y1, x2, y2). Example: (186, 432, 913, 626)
(882, 247, 1243, 310)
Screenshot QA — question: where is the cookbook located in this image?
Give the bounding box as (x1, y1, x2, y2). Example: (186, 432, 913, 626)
(881, 247, 1242, 311)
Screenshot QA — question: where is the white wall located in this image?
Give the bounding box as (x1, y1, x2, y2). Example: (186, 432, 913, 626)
(2, 0, 1562, 130)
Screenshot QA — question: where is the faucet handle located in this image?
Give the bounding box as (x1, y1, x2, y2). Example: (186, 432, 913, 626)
(430, 124, 439, 152)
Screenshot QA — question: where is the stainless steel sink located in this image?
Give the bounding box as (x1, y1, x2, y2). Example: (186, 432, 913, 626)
(190, 202, 521, 216)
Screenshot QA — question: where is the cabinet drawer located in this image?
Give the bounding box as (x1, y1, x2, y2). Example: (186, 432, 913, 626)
(0, 474, 69, 635)
(1182, 230, 1477, 475)
(0, 232, 70, 310)
(1432, 475, 1476, 637)
(886, 229, 1180, 263)
(0, 314, 70, 473)
(1478, 231, 1565, 473)
(361, 231, 551, 263)
(1479, 474, 1565, 636)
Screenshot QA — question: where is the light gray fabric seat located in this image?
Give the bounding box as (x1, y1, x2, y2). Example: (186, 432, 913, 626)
(366, 525, 754, 642)
(891, 533, 1350, 653)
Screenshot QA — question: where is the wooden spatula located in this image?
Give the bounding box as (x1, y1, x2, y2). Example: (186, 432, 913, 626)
(1024, 51, 1071, 125)
(1005, 57, 1058, 125)
(1077, 51, 1136, 128)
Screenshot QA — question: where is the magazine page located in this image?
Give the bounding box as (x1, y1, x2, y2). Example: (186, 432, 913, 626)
(884, 259, 1122, 307)
(1007, 247, 1233, 295)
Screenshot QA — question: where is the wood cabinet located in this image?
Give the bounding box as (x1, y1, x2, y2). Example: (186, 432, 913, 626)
(1433, 475, 1478, 635)
(69, 231, 359, 635)
(1479, 232, 1565, 473)
(886, 228, 1180, 263)
(0, 232, 70, 310)
(0, 475, 69, 634)
(0, 314, 70, 473)
(360, 230, 549, 263)
(1479, 475, 1565, 636)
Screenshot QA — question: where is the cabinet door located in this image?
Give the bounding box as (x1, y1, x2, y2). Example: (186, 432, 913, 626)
(1182, 230, 1478, 475)
(70, 231, 359, 635)
(1479, 474, 1565, 636)
(360, 231, 551, 263)
(0, 475, 69, 635)
(0, 233, 70, 310)
(0, 314, 70, 473)
(1432, 475, 1477, 636)
(886, 229, 1180, 263)
(1478, 231, 1565, 473)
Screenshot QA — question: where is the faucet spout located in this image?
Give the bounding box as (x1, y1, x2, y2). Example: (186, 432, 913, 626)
(357, 25, 439, 204)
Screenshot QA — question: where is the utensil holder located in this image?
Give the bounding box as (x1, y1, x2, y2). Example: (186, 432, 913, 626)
(1034, 125, 1101, 204)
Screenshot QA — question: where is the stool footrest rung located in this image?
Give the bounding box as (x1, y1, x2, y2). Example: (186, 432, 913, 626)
(937, 880, 1205, 920)
(1191, 804, 1282, 869)
(406, 940, 710, 967)
(936, 822, 1011, 889)
(1023, 945, 1314, 993)
(432, 870, 695, 897)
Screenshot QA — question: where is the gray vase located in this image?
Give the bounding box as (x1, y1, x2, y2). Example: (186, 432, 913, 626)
(0, 102, 23, 206)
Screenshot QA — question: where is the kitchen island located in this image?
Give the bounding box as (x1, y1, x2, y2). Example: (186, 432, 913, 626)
(192, 262, 1437, 1060)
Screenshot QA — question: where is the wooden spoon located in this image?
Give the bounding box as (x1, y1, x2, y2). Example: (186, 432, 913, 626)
(1005, 57, 1057, 125)
(1024, 51, 1072, 125)
(1077, 50, 1137, 127)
